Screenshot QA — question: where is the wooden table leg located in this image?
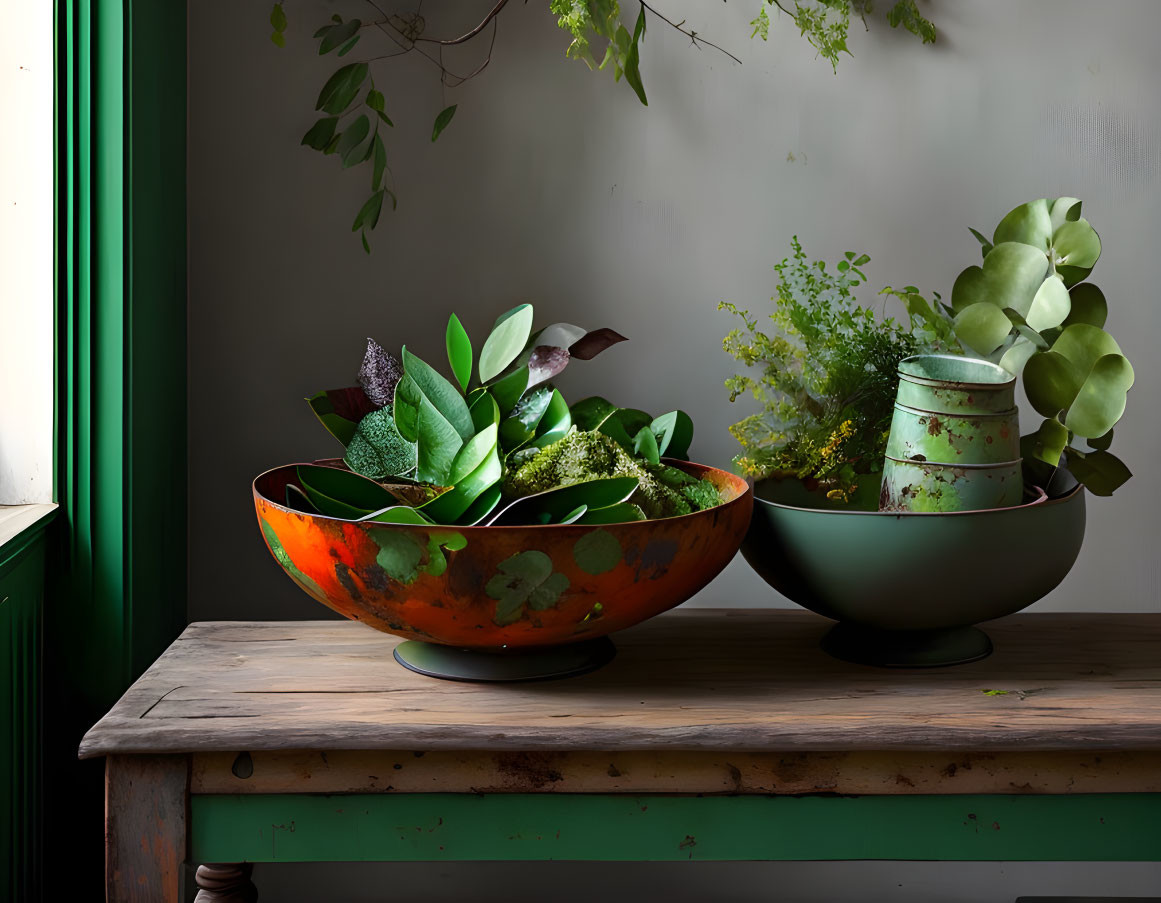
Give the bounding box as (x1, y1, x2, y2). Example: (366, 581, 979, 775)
(105, 754, 190, 903)
(194, 863, 258, 902)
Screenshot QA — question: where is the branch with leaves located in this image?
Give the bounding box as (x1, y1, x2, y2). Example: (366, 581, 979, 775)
(269, 1, 936, 252)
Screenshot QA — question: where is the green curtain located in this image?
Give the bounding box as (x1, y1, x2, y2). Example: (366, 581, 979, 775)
(50, 0, 187, 896)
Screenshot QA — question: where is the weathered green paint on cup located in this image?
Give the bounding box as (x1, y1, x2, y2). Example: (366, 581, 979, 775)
(879, 456, 1023, 512)
(885, 402, 1020, 465)
(896, 355, 1016, 415)
(883, 355, 1023, 512)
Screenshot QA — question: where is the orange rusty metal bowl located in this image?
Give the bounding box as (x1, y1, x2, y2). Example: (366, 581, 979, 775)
(254, 461, 752, 650)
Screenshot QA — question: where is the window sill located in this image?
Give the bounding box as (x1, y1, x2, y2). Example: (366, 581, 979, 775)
(0, 503, 58, 557)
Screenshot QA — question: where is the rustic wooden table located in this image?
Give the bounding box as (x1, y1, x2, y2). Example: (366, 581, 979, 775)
(81, 610, 1161, 902)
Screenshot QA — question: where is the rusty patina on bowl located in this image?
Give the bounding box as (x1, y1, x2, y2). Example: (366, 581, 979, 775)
(254, 461, 752, 649)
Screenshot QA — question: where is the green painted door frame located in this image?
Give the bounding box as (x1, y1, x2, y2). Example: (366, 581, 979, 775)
(50, 0, 187, 896)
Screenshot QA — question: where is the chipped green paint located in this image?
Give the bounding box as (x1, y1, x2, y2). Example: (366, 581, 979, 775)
(372, 529, 468, 583)
(486, 550, 570, 625)
(572, 529, 622, 575)
(261, 518, 325, 598)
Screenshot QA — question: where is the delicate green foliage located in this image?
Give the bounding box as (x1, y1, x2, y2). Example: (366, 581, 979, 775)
(343, 407, 417, 480)
(952, 198, 1133, 494)
(315, 62, 368, 114)
(720, 238, 959, 502)
(551, 0, 648, 104)
(446, 314, 473, 393)
(431, 104, 457, 142)
(317, 18, 360, 55)
(479, 304, 534, 383)
(301, 117, 338, 150)
(753, 1, 934, 70)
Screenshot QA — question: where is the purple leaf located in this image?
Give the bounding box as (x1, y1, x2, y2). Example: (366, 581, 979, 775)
(358, 337, 403, 407)
(527, 345, 570, 389)
(569, 328, 628, 361)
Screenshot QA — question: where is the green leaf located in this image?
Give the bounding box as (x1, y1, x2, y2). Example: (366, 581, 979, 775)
(1051, 323, 1125, 377)
(950, 242, 1050, 314)
(371, 134, 387, 190)
(633, 426, 660, 465)
(993, 198, 1052, 250)
(569, 396, 618, 431)
(623, 7, 647, 105)
(402, 347, 474, 440)
(375, 109, 394, 127)
(953, 302, 1013, 356)
(1063, 353, 1134, 439)
(886, 0, 936, 42)
(576, 502, 646, 525)
(458, 483, 502, 525)
(337, 36, 360, 56)
(1021, 418, 1069, 468)
(1052, 219, 1101, 269)
(1065, 447, 1132, 496)
(445, 314, 473, 393)
(611, 407, 651, 437)
(421, 426, 501, 523)
(359, 506, 433, 525)
(431, 104, 457, 142)
(489, 476, 640, 526)
(367, 88, 386, 112)
(270, 3, 287, 32)
(297, 464, 396, 519)
(351, 190, 384, 232)
(489, 365, 529, 415)
(533, 388, 571, 448)
(337, 114, 370, 167)
(468, 389, 501, 432)
(1025, 275, 1071, 332)
(319, 18, 360, 54)
(412, 394, 463, 485)
(968, 227, 993, 258)
(479, 304, 533, 383)
(301, 117, 339, 150)
(998, 337, 1039, 376)
(1049, 196, 1083, 232)
(1063, 283, 1108, 329)
(316, 62, 369, 114)
(306, 387, 376, 446)
(361, 231, 370, 255)
(650, 410, 694, 459)
(558, 504, 588, 525)
(1088, 428, 1113, 451)
(500, 385, 554, 451)
(1023, 351, 1083, 418)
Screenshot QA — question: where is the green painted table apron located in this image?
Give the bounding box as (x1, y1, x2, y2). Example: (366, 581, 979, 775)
(79, 610, 1161, 902)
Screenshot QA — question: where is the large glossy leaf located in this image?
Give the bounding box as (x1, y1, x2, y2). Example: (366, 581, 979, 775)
(306, 387, 377, 446)
(422, 438, 501, 523)
(479, 304, 533, 382)
(650, 410, 694, 459)
(1063, 283, 1108, 329)
(1063, 353, 1134, 438)
(613, 408, 652, 437)
(998, 337, 1039, 375)
(402, 347, 473, 440)
(394, 379, 464, 485)
(533, 388, 571, 448)
(1051, 323, 1124, 376)
(359, 506, 433, 525)
(500, 385, 554, 451)
(1065, 447, 1132, 496)
(445, 314, 473, 393)
(951, 242, 1049, 314)
(458, 483, 502, 525)
(297, 464, 396, 519)
(993, 198, 1052, 250)
(468, 389, 500, 431)
(489, 364, 529, 415)
(488, 476, 639, 526)
(570, 396, 618, 431)
(953, 302, 1013, 356)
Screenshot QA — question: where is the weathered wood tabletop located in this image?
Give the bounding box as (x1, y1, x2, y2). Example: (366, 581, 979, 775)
(85, 610, 1161, 901)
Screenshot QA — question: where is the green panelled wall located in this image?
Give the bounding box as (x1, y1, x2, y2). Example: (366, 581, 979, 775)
(0, 516, 54, 903)
(45, 0, 188, 897)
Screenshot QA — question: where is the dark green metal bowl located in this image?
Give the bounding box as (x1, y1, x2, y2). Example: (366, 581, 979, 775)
(741, 476, 1086, 667)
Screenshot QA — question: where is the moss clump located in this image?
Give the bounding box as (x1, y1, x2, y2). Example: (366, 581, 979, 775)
(503, 428, 721, 519)
(344, 406, 417, 480)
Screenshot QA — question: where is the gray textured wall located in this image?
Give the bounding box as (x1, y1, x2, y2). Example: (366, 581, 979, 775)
(189, 1, 1160, 898)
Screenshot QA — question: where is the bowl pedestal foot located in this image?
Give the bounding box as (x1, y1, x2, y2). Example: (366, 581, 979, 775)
(393, 636, 616, 682)
(820, 622, 993, 668)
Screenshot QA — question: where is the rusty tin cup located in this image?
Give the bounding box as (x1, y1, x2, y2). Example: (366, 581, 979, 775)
(881, 355, 1022, 512)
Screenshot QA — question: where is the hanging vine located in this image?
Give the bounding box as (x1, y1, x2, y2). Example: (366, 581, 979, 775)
(268, 1, 936, 252)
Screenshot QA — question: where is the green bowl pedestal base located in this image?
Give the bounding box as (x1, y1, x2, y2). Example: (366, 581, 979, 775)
(820, 622, 993, 668)
(394, 636, 616, 682)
